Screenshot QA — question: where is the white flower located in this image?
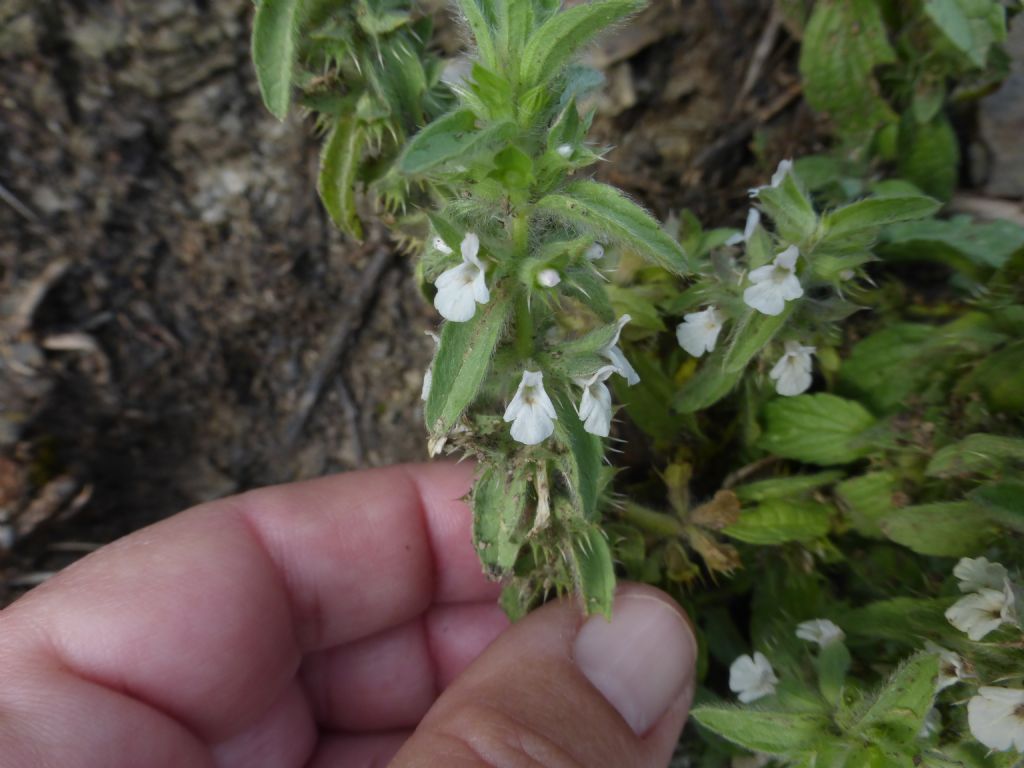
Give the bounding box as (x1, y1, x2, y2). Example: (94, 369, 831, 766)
(538, 268, 561, 288)
(954, 556, 1009, 594)
(556, 143, 574, 159)
(748, 159, 794, 197)
(743, 245, 803, 316)
(420, 331, 440, 402)
(576, 365, 618, 437)
(726, 208, 762, 246)
(432, 236, 453, 255)
(729, 652, 778, 704)
(503, 370, 557, 445)
(601, 315, 640, 386)
(770, 341, 815, 397)
(945, 583, 1015, 641)
(795, 619, 844, 648)
(967, 687, 1024, 752)
(676, 306, 724, 358)
(924, 642, 965, 692)
(433, 233, 489, 322)
(584, 242, 605, 261)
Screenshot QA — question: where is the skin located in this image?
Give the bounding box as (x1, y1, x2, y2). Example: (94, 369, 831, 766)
(0, 463, 692, 767)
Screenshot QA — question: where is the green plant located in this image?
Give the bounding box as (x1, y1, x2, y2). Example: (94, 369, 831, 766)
(251, 0, 1024, 763)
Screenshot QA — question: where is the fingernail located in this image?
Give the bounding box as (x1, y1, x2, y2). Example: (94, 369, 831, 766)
(573, 590, 696, 735)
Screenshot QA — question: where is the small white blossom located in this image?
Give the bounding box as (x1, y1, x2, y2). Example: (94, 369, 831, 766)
(576, 365, 618, 437)
(743, 245, 803, 316)
(420, 331, 440, 402)
(676, 306, 724, 358)
(795, 619, 844, 648)
(538, 268, 561, 288)
(924, 642, 966, 692)
(556, 143, 574, 159)
(945, 583, 1015, 641)
(601, 315, 640, 386)
(748, 159, 794, 197)
(503, 370, 557, 445)
(954, 556, 1009, 594)
(726, 208, 762, 246)
(729, 652, 778, 704)
(967, 687, 1024, 752)
(433, 233, 489, 322)
(432, 236, 453, 255)
(770, 341, 815, 397)
(584, 242, 605, 261)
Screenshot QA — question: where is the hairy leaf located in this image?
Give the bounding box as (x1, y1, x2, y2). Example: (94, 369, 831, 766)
(849, 654, 938, 746)
(535, 180, 691, 275)
(399, 110, 516, 175)
(252, 0, 304, 120)
(692, 707, 829, 755)
(880, 501, 998, 556)
(425, 295, 511, 435)
(572, 526, 616, 618)
(723, 499, 832, 545)
(760, 394, 877, 465)
(926, 433, 1024, 478)
(520, 0, 643, 87)
(318, 118, 364, 239)
(799, 0, 897, 139)
(823, 196, 941, 241)
(473, 467, 530, 573)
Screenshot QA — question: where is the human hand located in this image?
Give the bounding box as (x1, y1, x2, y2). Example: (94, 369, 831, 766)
(0, 463, 696, 767)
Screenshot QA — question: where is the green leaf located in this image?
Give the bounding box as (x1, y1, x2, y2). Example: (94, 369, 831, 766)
(968, 481, 1024, 533)
(925, 0, 1007, 68)
(520, 0, 643, 87)
(756, 174, 819, 245)
(454, 0, 500, 70)
(816, 641, 852, 705)
(733, 471, 845, 503)
(759, 394, 877, 466)
(572, 526, 616, 618)
(925, 433, 1024, 478)
(823, 196, 941, 241)
(897, 113, 960, 202)
(399, 110, 516, 176)
(318, 118, 364, 239)
(835, 472, 898, 538)
(535, 180, 691, 275)
(252, 0, 304, 120)
(554, 397, 603, 520)
(425, 295, 511, 436)
(841, 597, 955, 643)
(849, 654, 938, 747)
(472, 467, 530, 573)
(673, 352, 744, 413)
(879, 501, 998, 556)
(881, 216, 1024, 272)
(723, 499, 832, 545)
(839, 324, 937, 413)
(692, 707, 830, 756)
(723, 306, 793, 373)
(798, 0, 897, 139)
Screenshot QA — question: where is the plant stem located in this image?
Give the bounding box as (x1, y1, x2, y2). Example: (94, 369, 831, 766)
(515, 291, 534, 360)
(620, 503, 686, 537)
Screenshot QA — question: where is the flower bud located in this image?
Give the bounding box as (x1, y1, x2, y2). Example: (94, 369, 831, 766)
(584, 243, 605, 261)
(556, 143, 574, 159)
(538, 268, 561, 288)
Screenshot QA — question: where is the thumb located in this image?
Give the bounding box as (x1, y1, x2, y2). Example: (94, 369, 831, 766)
(392, 584, 697, 768)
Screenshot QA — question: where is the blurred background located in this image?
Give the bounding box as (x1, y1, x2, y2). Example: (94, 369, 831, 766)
(1, 0, 1021, 601)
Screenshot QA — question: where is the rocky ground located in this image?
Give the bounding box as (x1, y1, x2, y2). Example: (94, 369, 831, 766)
(1, 0, 1021, 601)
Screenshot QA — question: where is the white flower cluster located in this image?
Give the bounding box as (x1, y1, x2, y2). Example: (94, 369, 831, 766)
(945, 557, 1018, 641)
(505, 316, 640, 444)
(429, 233, 641, 445)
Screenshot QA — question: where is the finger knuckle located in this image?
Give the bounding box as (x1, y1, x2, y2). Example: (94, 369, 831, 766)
(434, 700, 586, 768)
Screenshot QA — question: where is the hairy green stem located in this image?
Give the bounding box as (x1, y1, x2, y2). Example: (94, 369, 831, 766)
(620, 503, 686, 537)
